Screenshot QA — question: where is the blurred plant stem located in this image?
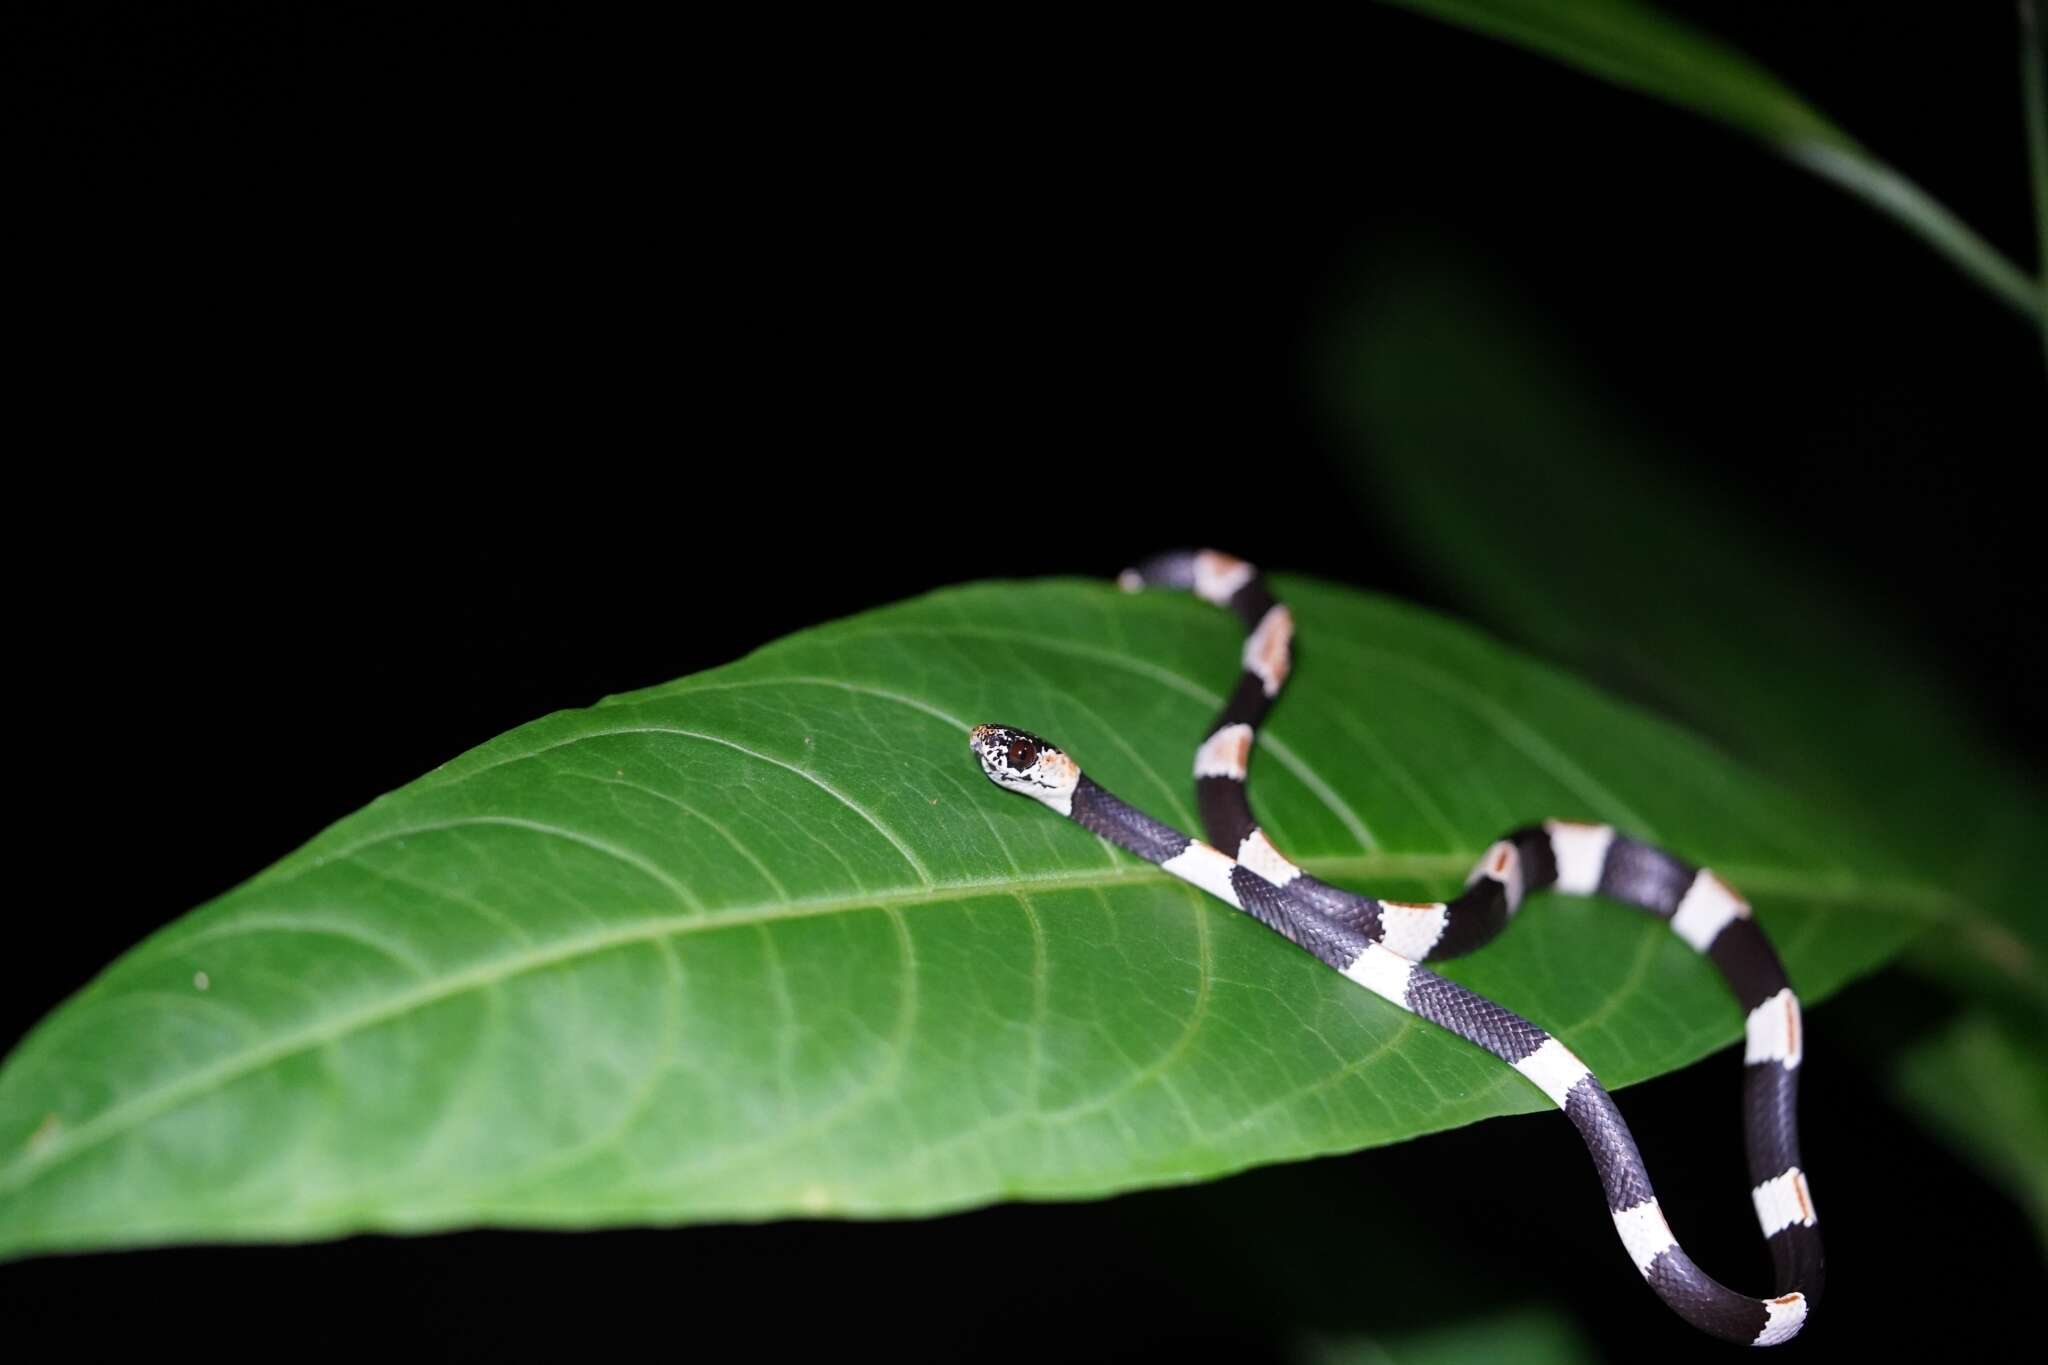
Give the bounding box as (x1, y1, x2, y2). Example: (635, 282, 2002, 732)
(2022, 0, 2048, 363)
(1381, 0, 2044, 322)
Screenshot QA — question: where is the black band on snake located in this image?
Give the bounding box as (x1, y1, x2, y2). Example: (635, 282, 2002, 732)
(973, 549, 1822, 1348)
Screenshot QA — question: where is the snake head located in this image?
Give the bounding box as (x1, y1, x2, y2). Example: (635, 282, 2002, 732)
(970, 724, 1080, 812)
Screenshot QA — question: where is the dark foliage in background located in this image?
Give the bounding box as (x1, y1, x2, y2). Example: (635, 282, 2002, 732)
(8, 4, 2041, 1361)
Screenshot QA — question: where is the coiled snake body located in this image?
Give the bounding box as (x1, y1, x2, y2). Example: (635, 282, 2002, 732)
(969, 550, 1821, 1347)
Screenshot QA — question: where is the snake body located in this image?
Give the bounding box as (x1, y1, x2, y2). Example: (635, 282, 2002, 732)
(971, 550, 1822, 1347)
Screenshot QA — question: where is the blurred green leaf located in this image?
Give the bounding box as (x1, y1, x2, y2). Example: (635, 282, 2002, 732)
(1300, 1309, 1598, 1365)
(1893, 1004, 2048, 1253)
(1320, 244, 2043, 966)
(0, 576, 1945, 1258)
(1317, 238, 2047, 1243)
(1378, 0, 2039, 317)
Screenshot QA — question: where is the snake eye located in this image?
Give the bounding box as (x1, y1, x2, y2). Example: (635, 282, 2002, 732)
(1006, 738, 1039, 770)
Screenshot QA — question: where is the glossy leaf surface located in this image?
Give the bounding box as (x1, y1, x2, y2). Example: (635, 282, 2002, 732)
(0, 577, 1946, 1258)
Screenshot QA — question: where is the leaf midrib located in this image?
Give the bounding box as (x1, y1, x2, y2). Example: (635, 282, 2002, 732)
(0, 847, 1954, 1199)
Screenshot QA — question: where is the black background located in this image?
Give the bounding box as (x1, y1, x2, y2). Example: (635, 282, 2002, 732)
(7, 4, 2043, 1361)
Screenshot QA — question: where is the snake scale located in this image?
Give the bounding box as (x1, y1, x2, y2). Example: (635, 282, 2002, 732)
(969, 550, 1821, 1348)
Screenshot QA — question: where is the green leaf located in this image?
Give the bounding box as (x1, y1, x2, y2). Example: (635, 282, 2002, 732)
(0, 576, 1947, 1258)
(1376, 0, 2040, 318)
(1892, 1005, 2048, 1255)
